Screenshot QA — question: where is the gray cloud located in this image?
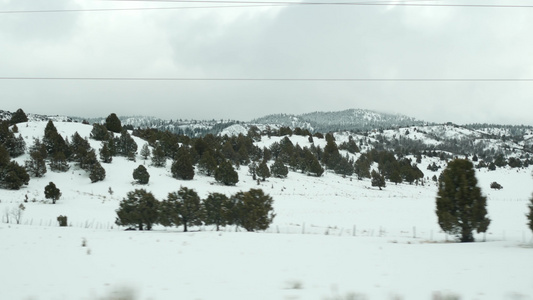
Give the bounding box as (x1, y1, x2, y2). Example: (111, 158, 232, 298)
(1, 1, 533, 124)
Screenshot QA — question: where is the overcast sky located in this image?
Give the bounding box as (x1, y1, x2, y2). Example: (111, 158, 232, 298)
(1, 0, 533, 125)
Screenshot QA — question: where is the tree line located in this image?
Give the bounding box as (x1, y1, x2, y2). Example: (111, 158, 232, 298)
(115, 187, 275, 232)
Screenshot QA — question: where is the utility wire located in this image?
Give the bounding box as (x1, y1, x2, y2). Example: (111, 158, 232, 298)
(0, 77, 532, 82)
(2, 0, 533, 13)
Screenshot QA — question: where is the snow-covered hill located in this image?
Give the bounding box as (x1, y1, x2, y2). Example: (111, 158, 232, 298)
(1, 119, 533, 299)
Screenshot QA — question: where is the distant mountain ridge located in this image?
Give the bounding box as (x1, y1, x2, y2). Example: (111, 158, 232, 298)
(251, 109, 427, 132)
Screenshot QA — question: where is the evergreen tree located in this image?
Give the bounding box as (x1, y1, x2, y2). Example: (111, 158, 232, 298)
(334, 155, 354, 177)
(354, 154, 371, 180)
(89, 162, 106, 183)
(69, 132, 92, 163)
(115, 189, 159, 230)
(49, 151, 70, 172)
(25, 150, 47, 178)
(161, 187, 204, 232)
(105, 113, 123, 133)
(9, 108, 28, 125)
(43, 121, 68, 156)
(0, 144, 10, 168)
(133, 165, 150, 184)
(90, 123, 111, 141)
(115, 130, 137, 158)
(203, 192, 231, 231)
(215, 160, 239, 186)
(171, 147, 195, 180)
(322, 133, 341, 170)
(256, 160, 270, 181)
(0, 121, 26, 157)
(270, 158, 289, 178)
(140, 143, 151, 160)
(44, 182, 61, 204)
(371, 170, 386, 190)
(306, 155, 324, 177)
(436, 159, 490, 242)
(151, 142, 166, 167)
(198, 151, 218, 176)
(231, 189, 275, 232)
(526, 196, 533, 231)
(99, 142, 113, 163)
(1, 161, 30, 190)
(29, 138, 47, 160)
(248, 161, 258, 180)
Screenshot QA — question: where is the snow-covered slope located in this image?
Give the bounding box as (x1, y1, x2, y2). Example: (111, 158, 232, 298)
(1, 120, 533, 299)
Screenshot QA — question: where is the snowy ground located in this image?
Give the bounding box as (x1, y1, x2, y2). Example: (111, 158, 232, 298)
(1, 121, 533, 299)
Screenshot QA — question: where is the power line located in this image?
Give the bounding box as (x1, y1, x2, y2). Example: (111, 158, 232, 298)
(0, 77, 532, 82)
(2, 0, 533, 13)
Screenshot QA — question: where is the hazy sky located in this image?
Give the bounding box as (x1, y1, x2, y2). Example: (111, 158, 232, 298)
(1, 0, 533, 125)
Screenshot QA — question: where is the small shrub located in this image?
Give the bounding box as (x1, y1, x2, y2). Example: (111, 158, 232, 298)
(490, 181, 503, 190)
(57, 215, 68, 227)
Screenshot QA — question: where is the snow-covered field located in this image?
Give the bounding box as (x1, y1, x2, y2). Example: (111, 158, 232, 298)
(1, 121, 533, 300)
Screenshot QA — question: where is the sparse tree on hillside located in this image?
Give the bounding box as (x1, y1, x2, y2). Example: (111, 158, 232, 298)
(256, 161, 270, 181)
(198, 151, 217, 177)
(116, 189, 159, 230)
(133, 165, 150, 184)
(105, 113, 122, 133)
(90, 123, 111, 141)
(151, 142, 166, 167)
(89, 162, 106, 183)
(44, 182, 61, 204)
(436, 159, 490, 242)
(49, 151, 69, 172)
(140, 143, 151, 160)
(1, 161, 29, 190)
(160, 187, 204, 232)
(99, 142, 113, 163)
(215, 160, 239, 186)
(270, 158, 288, 178)
(25, 150, 47, 177)
(171, 147, 195, 180)
(371, 170, 386, 190)
(9, 108, 28, 125)
(527, 194, 533, 235)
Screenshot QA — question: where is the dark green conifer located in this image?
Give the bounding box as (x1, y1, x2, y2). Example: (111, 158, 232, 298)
(171, 147, 195, 180)
(44, 182, 61, 204)
(105, 113, 122, 133)
(203, 192, 231, 231)
(270, 158, 289, 178)
(160, 187, 204, 232)
(133, 165, 150, 184)
(256, 160, 270, 181)
(9, 108, 28, 125)
(116, 189, 159, 230)
(436, 159, 490, 242)
(215, 160, 239, 186)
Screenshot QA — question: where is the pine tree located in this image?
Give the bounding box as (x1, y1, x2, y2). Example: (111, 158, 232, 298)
(270, 158, 288, 178)
(198, 151, 217, 176)
(161, 187, 204, 232)
(140, 143, 151, 160)
(436, 159, 490, 242)
(203, 192, 231, 231)
(231, 189, 275, 232)
(99, 142, 113, 163)
(9, 108, 28, 125)
(116, 189, 159, 230)
(25, 150, 47, 177)
(44, 182, 61, 204)
(90, 123, 111, 141)
(171, 147, 195, 180)
(526, 196, 533, 231)
(151, 142, 166, 167)
(334, 155, 354, 177)
(256, 160, 270, 181)
(105, 113, 122, 133)
(115, 130, 137, 158)
(371, 170, 386, 190)
(49, 151, 70, 172)
(354, 154, 371, 180)
(215, 160, 239, 186)
(43, 121, 68, 156)
(89, 162, 106, 183)
(1, 161, 30, 190)
(133, 165, 150, 184)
